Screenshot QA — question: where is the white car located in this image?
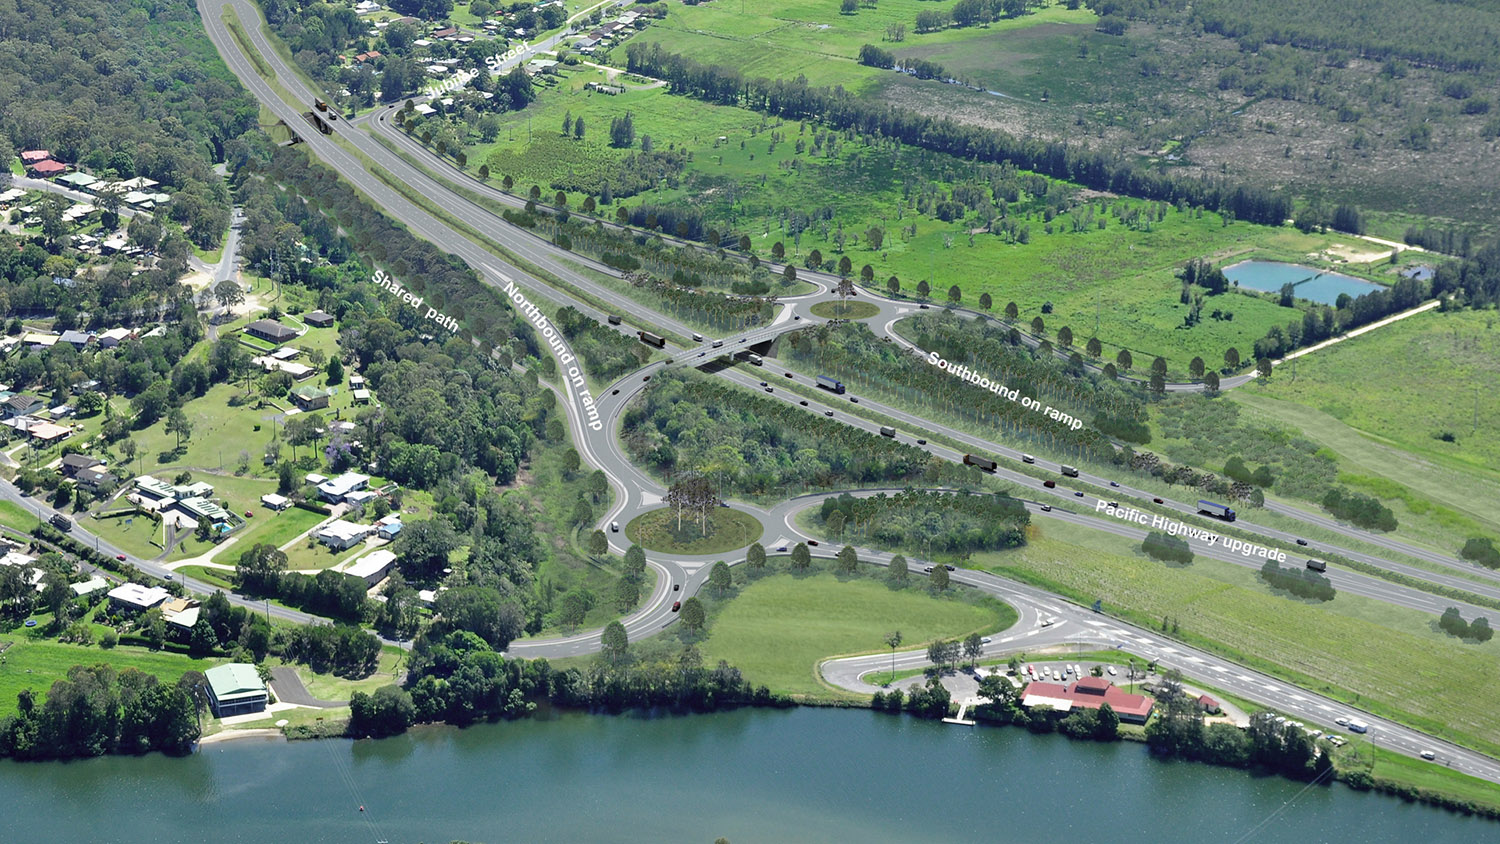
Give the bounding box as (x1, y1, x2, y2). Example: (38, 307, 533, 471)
(1106, 666, 1117, 676)
(1051, 669, 1061, 681)
(1420, 750, 1436, 760)
(1335, 716, 1349, 726)
(1073, 664, 1083, 677)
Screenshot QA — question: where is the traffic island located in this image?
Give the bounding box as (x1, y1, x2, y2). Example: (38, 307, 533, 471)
(625, 507, 763, 554)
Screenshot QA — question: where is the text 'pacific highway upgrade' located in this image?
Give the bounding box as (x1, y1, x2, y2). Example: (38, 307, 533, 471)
(1096, 500, 1288, 562)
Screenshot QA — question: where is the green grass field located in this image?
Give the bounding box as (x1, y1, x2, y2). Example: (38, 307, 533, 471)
(456, 59, 1361, 368)
(625, 506, 763, 554)
(1233, 307, 1500, 543)
(980, 518, 1500, 758)
(634, 0, 1097, 92)
(175, 565, 236, 591)
(0, 500, 41, 533)
(698, 569, 1013, 698)
(86, 511, 171, 560)
(220, 506, 327, 558)
(0, 635, 221, 716)
(281, 537, 368, 572)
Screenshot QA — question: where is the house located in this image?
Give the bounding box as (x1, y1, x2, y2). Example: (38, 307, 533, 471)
(245, 319, 298, 344)
(98, 327, 132, 348)
(107, 582, 171, 613)
(20, 150, 50, 165)
(70, 576, 109, 598)
(1198, 694, 1221, 714)
(251, 355, 316, 380)
(315, 519, 371, 550)
(59, 330, 92, 348)
(1021, 677, 1156, 724)
(28, 421, 69, 444)
(351, 388, 372, 405)
(291, 384, 330, 411)
(353, 50, 382, 63)
(21, 333, 58, 350)
(160, 596, 201, 631)
(304, 310, 335, 328)
(343, 548, 397, 587)
(57, 172, 98, 191)
(0, 187, 27, 206)
(432, 26, 458, 38)
(59, 453, 103, 479)
(4, 394, 44, 418)
(29, 160, 67, 177)
(376, 517, 402, 540)
(204, 663, 268, 718)
(260, 492, 291, 511)
(133, 475, 214, 502)
(348, 375, 365, 389)
(317, 472, 370, 503)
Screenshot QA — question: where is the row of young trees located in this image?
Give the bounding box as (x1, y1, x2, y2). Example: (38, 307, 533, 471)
(622, 43, 1295, 225)
(784, 319, 1125, 462)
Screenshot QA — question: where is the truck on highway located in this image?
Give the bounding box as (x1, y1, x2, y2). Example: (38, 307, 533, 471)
(607, 314, 622, 325)
(1348, 720, 1369, 734)
(1305, 559, 1327, 572)
(816, 375, 845, 394)
(49, 514, 72, 532)
(879, 426, 896, 438)
(638, 330, 666, 349)
(1197, 499, 1237, 522)
(1059, 465, 1080, 477)
(963, 454, 998, 472)
(735, 351, 763, 366)
(314, 98, 328, 112)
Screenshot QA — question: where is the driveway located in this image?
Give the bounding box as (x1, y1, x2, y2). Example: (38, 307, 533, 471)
(268, 666, 346, 708)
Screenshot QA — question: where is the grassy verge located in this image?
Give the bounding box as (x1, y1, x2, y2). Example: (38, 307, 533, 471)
(176, 564, 236, 591)
(624, 506, 763, 555)
(977, 519, 1500, 759)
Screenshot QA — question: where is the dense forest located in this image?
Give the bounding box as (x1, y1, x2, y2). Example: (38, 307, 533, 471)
(621, 370, 963, 496)
(554, 305, 650, 381)
(0, 0, 253, 248)
(623, 42, 1294, 226)
(815, 489, 1029, 557)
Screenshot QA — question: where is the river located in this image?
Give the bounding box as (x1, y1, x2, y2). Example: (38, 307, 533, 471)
(0, 707, 1483, 843)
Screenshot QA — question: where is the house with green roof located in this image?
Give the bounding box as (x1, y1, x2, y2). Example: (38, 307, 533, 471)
(204, 663, 268, 718)
(291, 384, 330, 411)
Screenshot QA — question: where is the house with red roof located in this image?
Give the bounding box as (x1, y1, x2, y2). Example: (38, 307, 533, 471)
(1197, 694, 1221, 714)
(1021, 677, 1155, 723)
(20, 150, 50, 165)
(28, 159, 66, 177)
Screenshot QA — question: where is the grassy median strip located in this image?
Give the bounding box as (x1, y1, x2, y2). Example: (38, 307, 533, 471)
(222, 11, 272, 80)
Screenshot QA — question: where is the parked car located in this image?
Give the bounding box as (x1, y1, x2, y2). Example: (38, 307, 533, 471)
(244, 510, 254, 518)
(1106, 666, 1117, 676)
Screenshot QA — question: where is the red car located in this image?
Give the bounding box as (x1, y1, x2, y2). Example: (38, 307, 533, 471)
(115, 554, 127, 561)
(1152, 498, 1164, 504)
(672, 601, 681, 612)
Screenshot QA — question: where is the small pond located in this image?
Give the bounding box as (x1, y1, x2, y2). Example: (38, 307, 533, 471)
(1223, 261, 1386, 306)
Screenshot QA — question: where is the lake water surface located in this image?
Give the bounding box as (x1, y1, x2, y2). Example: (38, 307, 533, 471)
(0, 707, 1485, 843)
(1224, 260, 1386, 305)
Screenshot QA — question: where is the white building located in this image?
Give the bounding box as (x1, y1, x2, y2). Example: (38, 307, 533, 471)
(343, 548, 397, 586)
(318, 472, 370, 503)
(107, 583, 171, 612)
(315, 519, 371, 550)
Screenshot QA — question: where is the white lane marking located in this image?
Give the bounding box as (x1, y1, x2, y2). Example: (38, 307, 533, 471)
(1209, 665, 1227, 673)
(1290, 694, 1306, 702)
